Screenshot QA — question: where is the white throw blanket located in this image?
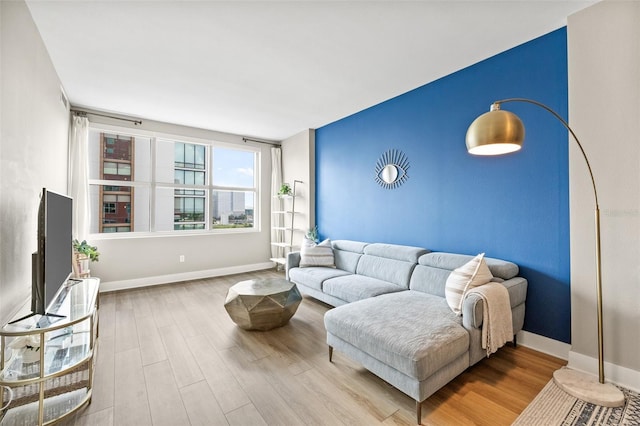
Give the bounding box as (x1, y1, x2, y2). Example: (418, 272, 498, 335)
(466, 282, 513, 357)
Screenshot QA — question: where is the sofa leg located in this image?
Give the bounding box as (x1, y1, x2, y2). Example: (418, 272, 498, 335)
(416, 400, 422, 425)
(329, 346, 333, 363)
(513, 334, 517, 348)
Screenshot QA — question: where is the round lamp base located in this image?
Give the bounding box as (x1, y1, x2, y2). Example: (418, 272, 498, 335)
(553, 367, 625, 408)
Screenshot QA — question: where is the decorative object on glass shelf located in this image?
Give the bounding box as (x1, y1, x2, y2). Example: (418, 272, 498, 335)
(375, 149, 410, 189)
(8, 335, 41, 363)
(306, 225, 319, 244)
(72, 239, 99, 278)
(466, 97, 624, 408)
(1, 385, 13, 411)
(278, 182, 292, 196)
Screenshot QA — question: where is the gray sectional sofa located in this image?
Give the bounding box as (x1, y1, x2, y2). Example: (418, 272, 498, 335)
(286, 240, 527, 425)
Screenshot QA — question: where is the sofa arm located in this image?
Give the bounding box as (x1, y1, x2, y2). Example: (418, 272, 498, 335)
(462, 277, 528, 329)
(462, 293, 484, 329)
(285, 251, 301, 281)
(502, 277, 528, 308)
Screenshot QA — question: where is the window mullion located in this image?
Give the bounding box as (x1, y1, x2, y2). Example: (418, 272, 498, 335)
(207, 145, 212, 230)
(150, 136, 157, 232)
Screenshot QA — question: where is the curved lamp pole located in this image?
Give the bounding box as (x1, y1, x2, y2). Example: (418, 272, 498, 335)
(465, 98, 624, 407)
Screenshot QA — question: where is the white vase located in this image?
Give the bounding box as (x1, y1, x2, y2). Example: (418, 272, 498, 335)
(73, 253, 90, 278)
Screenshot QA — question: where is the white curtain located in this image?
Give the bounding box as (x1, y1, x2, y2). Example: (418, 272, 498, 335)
(68, 116, 90, 240)
(271, 147, 284, 259)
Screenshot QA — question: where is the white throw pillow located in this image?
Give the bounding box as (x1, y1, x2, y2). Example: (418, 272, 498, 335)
(445, 253, 493, 315)
(299, 238, 335, 268)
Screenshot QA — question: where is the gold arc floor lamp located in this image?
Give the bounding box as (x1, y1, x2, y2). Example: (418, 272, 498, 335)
(465, 98, 624, 408)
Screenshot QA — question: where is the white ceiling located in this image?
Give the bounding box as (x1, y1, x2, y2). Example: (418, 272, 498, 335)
(26, 1, 597, 141)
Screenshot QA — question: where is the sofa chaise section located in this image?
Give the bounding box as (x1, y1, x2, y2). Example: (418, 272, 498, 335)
(324, 290, 470, 402)
(324, 251, 527, 424)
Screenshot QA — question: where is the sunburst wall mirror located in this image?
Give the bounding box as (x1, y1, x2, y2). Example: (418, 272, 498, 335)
(375, 149, 410, 189)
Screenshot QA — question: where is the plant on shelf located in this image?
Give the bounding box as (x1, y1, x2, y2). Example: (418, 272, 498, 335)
(72, 239, 100, 262)
(72, 239, 99, 278)
(306, 226, 319, 243)
(278, 182, 292, 196)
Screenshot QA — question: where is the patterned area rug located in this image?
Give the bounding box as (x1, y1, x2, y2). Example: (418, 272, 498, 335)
(513, 379, 639, 425)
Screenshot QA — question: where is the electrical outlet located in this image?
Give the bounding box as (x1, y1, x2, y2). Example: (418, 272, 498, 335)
(179, 255, 185, 263)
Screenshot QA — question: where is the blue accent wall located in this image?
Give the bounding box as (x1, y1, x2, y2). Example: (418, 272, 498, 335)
(316, 28, 570, 343)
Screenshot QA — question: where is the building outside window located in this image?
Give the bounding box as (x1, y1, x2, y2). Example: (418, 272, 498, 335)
(211, 147, 255, 230)
(100, 134, 134, 233)
(87, 128, 258, 235)
(173, 142, 206, 230)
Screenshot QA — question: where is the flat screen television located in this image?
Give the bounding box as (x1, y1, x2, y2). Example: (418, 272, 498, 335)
(32, 188, 73, 316)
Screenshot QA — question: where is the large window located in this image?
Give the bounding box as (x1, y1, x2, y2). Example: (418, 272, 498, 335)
(210, 147, 256, 230)
(87, 128, 259, 235)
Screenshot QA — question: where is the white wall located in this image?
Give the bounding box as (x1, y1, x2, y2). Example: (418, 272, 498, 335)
(281, 129, 315, 245)
(568, 0, 640, 390)
(81, 113, 275, 291)
(0, 1, 70, 323)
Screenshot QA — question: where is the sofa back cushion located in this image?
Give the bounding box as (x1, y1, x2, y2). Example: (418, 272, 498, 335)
(331, 240, 369, 273)
(356, 243, 429, 289)
(410, 252, 519, 296)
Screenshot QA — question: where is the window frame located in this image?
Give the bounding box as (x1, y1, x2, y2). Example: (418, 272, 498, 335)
(87, 124, 261, 239)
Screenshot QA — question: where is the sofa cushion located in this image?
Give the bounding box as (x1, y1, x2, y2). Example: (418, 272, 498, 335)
(289, 267, 351, 291)
(324, 291, 469, 381)
(354, 243, 428, 289)
(409, 265, 452, 297)
(332, 240, 369, 253)
(323, 274, 406, 303)
(333, 250, 363, 273)
(355, 255, 417, 289)
(300, 238, 335, 268)
(363, 243, 429, 263)
(332, 240, 368, 273)
(445, 253, 493, 315)
(410, 252, 519, 296)
(418, 252, 519, 280)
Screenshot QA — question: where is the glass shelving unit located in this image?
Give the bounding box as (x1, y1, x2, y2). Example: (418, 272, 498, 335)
(0, 277, 99, 426)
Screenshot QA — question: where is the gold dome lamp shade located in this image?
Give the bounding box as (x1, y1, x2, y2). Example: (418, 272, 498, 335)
(465, 102, 524, 155)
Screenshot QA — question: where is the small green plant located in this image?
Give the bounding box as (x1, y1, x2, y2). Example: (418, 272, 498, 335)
(278, 183, 292, 196)
(72, 239, 100, 262)
(306, 226, 319, 243)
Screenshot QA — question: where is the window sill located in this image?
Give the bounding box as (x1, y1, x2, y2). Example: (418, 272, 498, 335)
(89, 227, 261, 241)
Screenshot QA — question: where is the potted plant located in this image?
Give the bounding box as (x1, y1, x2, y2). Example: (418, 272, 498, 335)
(8, 335, 41, 363)
(72, 239, 99, 278)
(278, 183, 292, 196)
(306, 226, 319, 243)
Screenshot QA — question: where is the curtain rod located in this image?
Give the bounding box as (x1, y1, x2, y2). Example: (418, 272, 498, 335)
(72, 109, 142, 126)
(242, 137, 280, 147)
(72, 111, 278, 143)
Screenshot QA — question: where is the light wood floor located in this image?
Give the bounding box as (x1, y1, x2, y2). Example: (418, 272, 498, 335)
(63, 269, 565, 426)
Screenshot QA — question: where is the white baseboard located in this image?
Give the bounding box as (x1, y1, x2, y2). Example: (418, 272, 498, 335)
(516, 330, 571, 360)
(516, 330, 640, 392)
(568, 351, 640, 393)
(99, 262, 275, 292)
